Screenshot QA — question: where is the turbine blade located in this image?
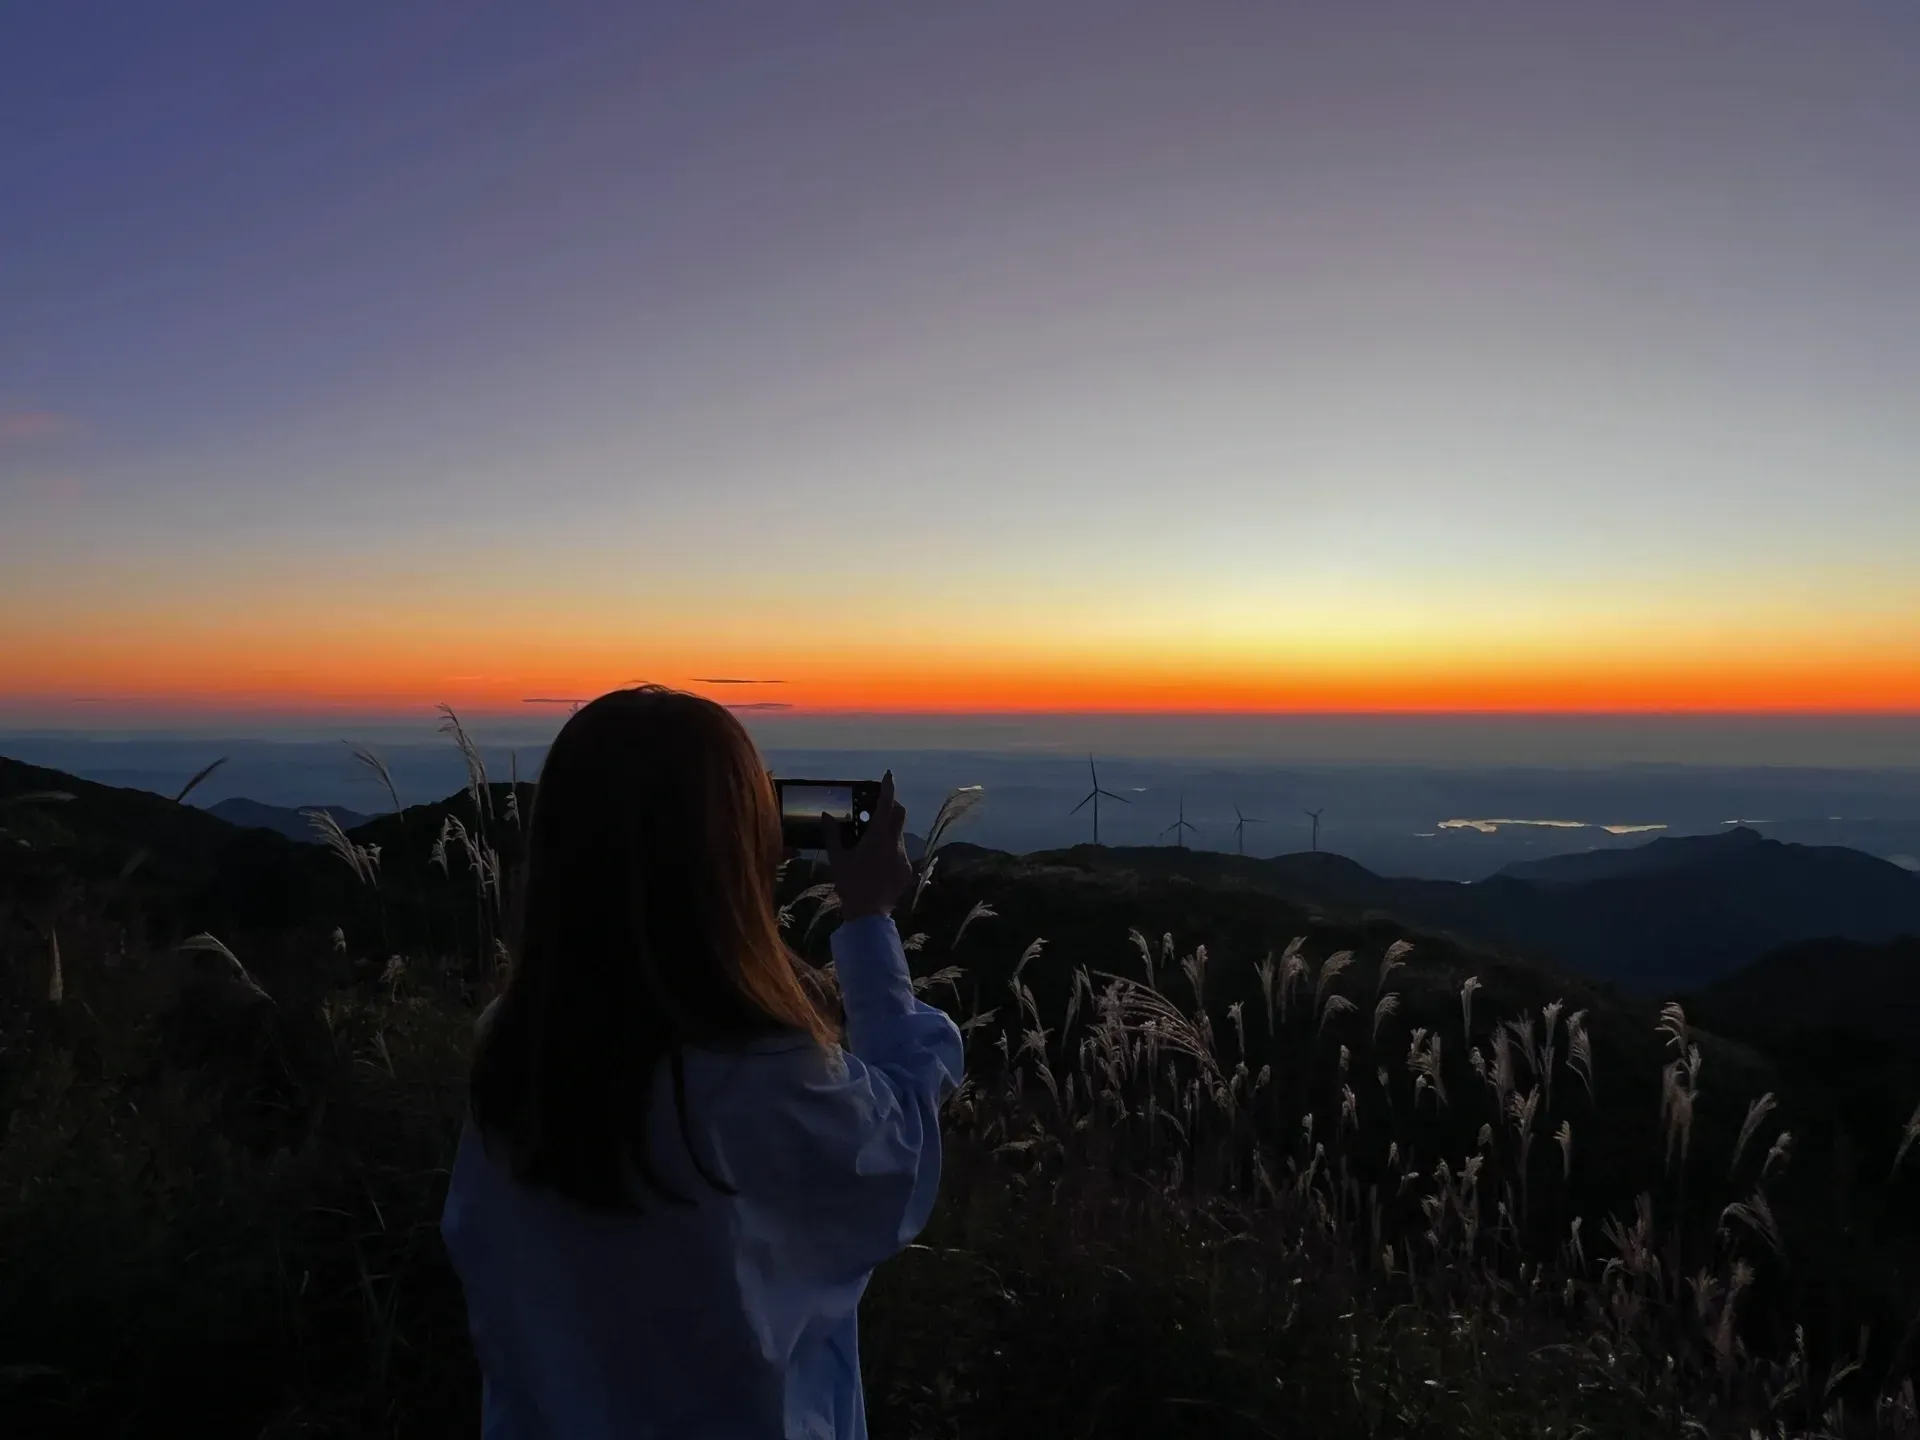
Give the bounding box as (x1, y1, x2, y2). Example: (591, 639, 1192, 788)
(1070, 792, 1094, 815)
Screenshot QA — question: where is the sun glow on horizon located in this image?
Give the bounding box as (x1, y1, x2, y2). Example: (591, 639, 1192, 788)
(6, 627, 1920, 722)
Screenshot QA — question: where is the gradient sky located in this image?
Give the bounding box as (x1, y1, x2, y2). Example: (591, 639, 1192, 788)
(5, 1, 1920, 720)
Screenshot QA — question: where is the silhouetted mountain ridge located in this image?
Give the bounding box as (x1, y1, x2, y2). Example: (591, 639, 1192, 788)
(1008, 826, 1920, 993)
(1, 754, 352, 942)
(1494, 824, 1769, 883)
(10, 754, 1920, 994)
(1695, 935, 1920, 1047)
(205, 797, 375, 841)
(2, 755, 243, 877)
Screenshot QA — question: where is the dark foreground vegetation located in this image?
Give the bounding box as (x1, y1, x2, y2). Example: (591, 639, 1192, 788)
(3, 739, 1919, 1437)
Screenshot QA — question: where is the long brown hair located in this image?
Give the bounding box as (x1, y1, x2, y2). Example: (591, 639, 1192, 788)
(469, 685, 832, 1210)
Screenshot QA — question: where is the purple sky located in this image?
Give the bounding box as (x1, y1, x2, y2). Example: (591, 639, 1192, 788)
(5, 3, 1920, 725)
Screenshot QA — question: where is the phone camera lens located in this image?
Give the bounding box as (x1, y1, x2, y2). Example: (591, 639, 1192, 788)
(858, 810, 871, 823)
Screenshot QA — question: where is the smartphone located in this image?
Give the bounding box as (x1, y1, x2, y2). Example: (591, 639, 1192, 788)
(773, 778, 882, 852)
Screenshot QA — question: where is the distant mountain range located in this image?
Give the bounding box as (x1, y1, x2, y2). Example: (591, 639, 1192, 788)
(1474, 826, 1920, 989)
(6, 754, 1919, 995)
(203, 797, 375, 841)
(976, 823, 1920, 994)
(1493, 828, 1776, 884)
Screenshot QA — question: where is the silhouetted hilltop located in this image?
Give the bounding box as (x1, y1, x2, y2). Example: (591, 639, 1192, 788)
(205, 797, 375, 841)
(1695, 934, 1920, 1048)
(2, 755, 243, 882)
(0, 754, 351, 944)
(999, 829, 1920, 994)
(1495, 824, 1770, 883)
(1483, 828, 1920, 990)
(1686, 933, 1920, 1312)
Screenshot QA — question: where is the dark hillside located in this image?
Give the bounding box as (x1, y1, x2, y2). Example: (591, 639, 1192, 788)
(1695, 935, 1920, 1049)
(2, 755, 246, 883)
(205, 797, 374, 841)
(1689, 934, 1920, 1345)
(3, 761, 1918, 1434)
(1501, 832, 1920, 990)
(1040, 831, 1920, 994)
(840, 844, 1761, 1237)
(1496, 826, 1773, 884)
(890, 844, 1920, 1349)
(0, 755, 349, 948)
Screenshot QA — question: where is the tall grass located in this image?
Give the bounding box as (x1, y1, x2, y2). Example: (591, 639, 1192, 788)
(2, 746, 1917, 1437)
(793, 786, 1920, 1438)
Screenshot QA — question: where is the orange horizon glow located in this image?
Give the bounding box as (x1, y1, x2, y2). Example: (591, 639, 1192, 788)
(8, 635, 1920, 717)
(10, 586, 1920, 719)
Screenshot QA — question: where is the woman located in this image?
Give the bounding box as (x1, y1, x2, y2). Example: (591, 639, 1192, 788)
(442, 686, 964, 1439)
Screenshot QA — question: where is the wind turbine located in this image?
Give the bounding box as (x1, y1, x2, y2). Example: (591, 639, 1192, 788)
(1233, 804, 1263, 855)
(1304, 807, 1325, 853)
(1162, 790, 1197, 849)
(1069, 754, 1129, 844)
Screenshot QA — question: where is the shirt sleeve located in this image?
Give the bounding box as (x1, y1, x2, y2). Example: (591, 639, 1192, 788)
(712, 914, 965, 1339)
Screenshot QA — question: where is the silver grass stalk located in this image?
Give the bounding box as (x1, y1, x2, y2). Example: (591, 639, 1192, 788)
(1730, 1092, 1778, 1179)
(179, 932, 274, 1006)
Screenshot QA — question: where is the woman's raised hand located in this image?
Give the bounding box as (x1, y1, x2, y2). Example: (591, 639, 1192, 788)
(823, 770, 912, 922)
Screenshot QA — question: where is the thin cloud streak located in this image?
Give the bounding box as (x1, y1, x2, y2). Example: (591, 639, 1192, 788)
(0, 411, 66, 443)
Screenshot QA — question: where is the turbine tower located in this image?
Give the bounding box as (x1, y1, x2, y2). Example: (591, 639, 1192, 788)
(1233, 804, 1263, 855)
(1069, 754, 1129, 844)
(1304, 807, 1325, 853)
(1162, 790, 1197, 849)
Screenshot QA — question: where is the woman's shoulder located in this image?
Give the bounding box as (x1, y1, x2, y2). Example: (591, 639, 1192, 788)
(697, 1030, 842, 1073)
(685, 1032, 849, 1111)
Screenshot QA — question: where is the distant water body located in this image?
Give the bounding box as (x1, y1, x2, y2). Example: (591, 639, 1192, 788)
(1438, 818, 1668, 835)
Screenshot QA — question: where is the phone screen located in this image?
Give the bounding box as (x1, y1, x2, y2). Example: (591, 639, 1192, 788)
(780, 783, 857, 822)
